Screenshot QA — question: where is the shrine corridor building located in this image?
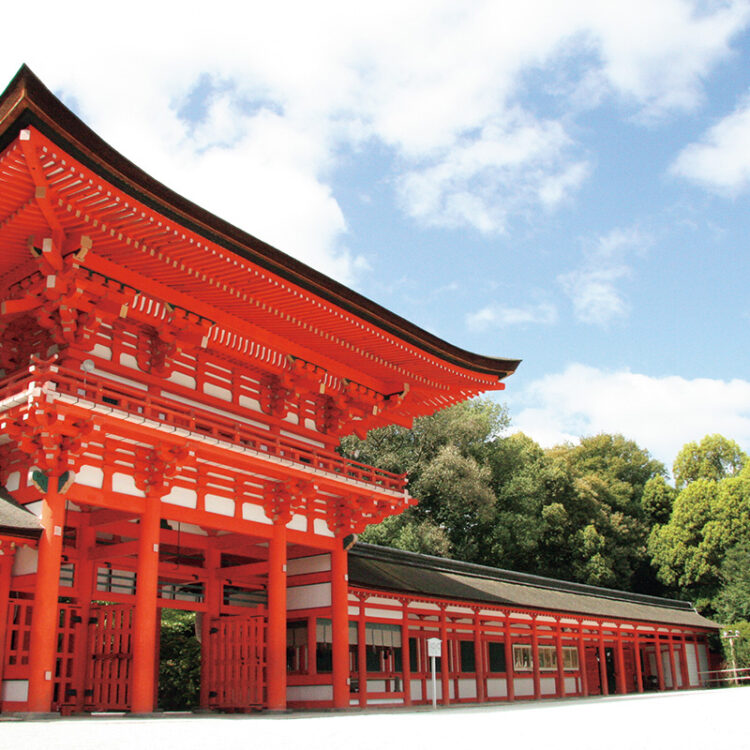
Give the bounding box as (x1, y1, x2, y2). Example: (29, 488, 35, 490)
(0, 67, 717, 715)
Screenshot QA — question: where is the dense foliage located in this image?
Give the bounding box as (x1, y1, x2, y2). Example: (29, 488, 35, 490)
(158, 610, 201, 710)
(341, 403, 750, 668)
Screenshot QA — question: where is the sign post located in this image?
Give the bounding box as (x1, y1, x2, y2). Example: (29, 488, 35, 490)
(427, 637, 442, 709)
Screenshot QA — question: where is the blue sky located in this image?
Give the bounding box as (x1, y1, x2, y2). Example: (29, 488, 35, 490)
(4, 1, 750, 470)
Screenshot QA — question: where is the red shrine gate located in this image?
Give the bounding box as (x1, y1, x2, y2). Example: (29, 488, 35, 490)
(0, 66, 519, 715)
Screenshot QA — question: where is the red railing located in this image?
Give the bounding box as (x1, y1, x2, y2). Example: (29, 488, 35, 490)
(0, 362, 408, 494)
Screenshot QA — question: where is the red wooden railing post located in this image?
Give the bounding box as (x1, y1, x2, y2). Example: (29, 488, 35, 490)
(616, 628, 627, 694)
(667, 633, 678, 690)
(27, 475, 65, 713)
(130, 495, 161, 714)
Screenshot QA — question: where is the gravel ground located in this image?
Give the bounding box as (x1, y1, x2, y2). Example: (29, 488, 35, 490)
(1, 687, 747, 750)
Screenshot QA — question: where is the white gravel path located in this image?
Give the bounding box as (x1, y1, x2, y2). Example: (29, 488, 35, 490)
(1, 688, 747, 750)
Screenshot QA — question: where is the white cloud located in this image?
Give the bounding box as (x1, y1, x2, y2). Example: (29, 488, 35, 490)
(559, 226, 651, 325)
(510, 364, 750, 469)
(559, 265, 631, 324)
(0, 0, 747, 271)
(467, 302, 557, 330)
(671, 94, 750, 194)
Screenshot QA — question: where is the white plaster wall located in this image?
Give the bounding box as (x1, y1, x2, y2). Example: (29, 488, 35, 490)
(288, 554, 331, 576)
(540, 677, 557, 695)
(410, 680, 423, 701)
(112, 472, 146, 497)
(76, 464, 104, 489)
(287, 685, 333, 702)
(486, 678, 507, 698)
(12, 545, 37, 576)
(514, 677, 534, 696)
(205, 494, 234, 516)
(287, 582, 331, 610)
(1, 679, 28, 701)
(4, 471, 20, 492)
(458, 679, 477, 699)
(162, 486, 198, 509)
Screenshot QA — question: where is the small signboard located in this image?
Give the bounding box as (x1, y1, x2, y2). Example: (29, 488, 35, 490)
(427, 637, 442, 657)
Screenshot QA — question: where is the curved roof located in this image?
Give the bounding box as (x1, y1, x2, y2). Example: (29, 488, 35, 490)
(0, 65, 520, 387)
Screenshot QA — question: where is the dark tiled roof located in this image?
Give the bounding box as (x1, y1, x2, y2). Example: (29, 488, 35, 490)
(0, 485, 42, 540)
(348, 543, 718, 630)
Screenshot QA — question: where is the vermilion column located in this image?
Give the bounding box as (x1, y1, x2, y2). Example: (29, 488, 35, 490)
(616, 630, 627, 694)
(654, 635, 665, 691)
(0, 540, 18, 690)
(200, 545, 221, 708)
(576, 623, 588, 697)
(439, 605, 450, 705)
(634, 631, 644, 693)
(531, 617, 541, 699)
(555, 621, 565, 698)
(266, 520, 287, 710)
(504, 613, 515, 702)
(401, 600, 412, 706)
(679, 635, 690, 688)
(667, 633, 678, 690)
(27, 477, 66, 713)
(131, 495, 161, 714)
(331, 542, 350, 708)
(357, 596, 367, 707)
(473, 610, 486, 703)
(72, 522, 97, 711)
(598, 625, 608, 696)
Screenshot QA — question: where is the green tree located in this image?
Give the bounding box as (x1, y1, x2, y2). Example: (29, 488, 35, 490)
(641, 475, 677, 525)
(158, 610, 201, 710)
(673, 434, 747, 489)
(649, 464, 750, 611)
(714, 543, 750, 623)
(341, 398, 509, 559)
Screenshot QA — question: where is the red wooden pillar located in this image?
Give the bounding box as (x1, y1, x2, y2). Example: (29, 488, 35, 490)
(504, 613, 515, 702)
(27, 476, 65, 713)
(357, 595, 367, 707)
(667, 633, 678, 690)
(615, 629, 627, 694)
(401, 600, 412, 706)
(555, 619, 565, 698)
(331, 543, 349, 709)
(576, 621, 588, 697)
(199, 545, 221, 708)
(439, 605, 450, 705)
(597, 624, 608, 696)
(131, 495, 161, 714)
(473, 609, 486, 703)
(531, 616, 541, 700)
(634, 631, 644, 693)
(654, 634, 665, 691)
(0, 540, 18, 690)
(692, 636, 702, 687)
(266, 519, 287, 710)
(71, 522, 96, 711)
(679, 634, 690, 688)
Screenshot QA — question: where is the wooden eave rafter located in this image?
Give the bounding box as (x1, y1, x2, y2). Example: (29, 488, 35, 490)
(0, 65, 520, 404)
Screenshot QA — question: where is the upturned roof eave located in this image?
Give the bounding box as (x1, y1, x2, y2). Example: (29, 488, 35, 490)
(0, 64, 520, 382)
